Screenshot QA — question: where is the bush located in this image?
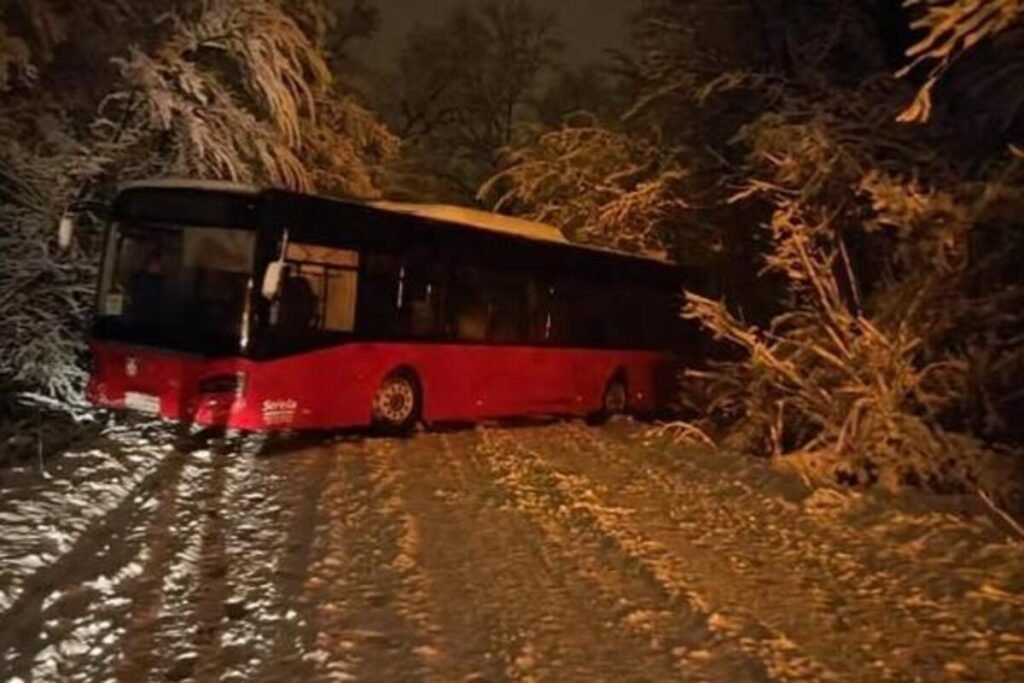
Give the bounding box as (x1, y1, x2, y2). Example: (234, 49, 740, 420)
(0, 0, 397, 401)
(0, 122, 105, 399)
(682, 199, 1022, 506)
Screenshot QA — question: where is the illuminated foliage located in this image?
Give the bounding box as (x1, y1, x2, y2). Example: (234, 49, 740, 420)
(482, 0, 1024, 500)
(0, 121, 103, 397)
(0, 0, 395, 398)
(480, 120, 689, 254)
(102, 0, 396, 195)
(897, 0, 1024, 122)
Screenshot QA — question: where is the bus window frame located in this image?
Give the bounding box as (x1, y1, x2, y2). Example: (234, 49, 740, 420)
(245, 188, 688, 357)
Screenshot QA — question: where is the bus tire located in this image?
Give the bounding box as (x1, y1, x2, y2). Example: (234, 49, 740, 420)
(597, 374, 628, 422)
(371, 370, 421, 434)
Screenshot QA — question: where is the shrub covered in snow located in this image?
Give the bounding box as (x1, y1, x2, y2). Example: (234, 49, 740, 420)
(480, 119, 691, 254)
(0, 0, 396, 401)
(486, 0, 1024, 503)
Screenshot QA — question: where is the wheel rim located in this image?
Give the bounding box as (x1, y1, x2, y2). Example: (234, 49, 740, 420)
(373, 377, 416, 425)
(605, 381, 627, 414)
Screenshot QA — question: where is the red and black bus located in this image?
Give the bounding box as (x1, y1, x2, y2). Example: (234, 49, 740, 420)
(87, 179, 693, 432)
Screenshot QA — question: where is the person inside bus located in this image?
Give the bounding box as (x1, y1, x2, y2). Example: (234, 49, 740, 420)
(278, 268, 319, 333)
(129, 247, 166, 323)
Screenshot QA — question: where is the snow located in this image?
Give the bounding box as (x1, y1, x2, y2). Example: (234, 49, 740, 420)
(32, 645, 60, 679)
(370, 201, 569, 243)
(2, 421, 1022, 681)
(370, 199, 673, 266)
(118, 177, 259, 195)
(0, 424, 170, 614)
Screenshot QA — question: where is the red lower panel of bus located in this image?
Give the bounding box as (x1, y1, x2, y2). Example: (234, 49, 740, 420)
(87, 340, 676, 431)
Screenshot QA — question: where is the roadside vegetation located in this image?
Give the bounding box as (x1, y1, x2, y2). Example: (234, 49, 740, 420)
(0, 0, 395, 411)
(2, 0, 1022, 510)
(484, 0, 1024, 509)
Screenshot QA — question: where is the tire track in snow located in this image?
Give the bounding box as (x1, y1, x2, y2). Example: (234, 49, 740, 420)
(247, 441, 336, 681)
(392, 427, 689, 682)
(389, 430, 514, 682)
(211, 438, 330, 682)
(115, 448, 225, 682)
(474, 426, 717, 682)
(180, 445, 233, 681)
(570, 422, 1024, 683)
(296, 437, 436, 682)
(477, 425, 788, 683)
(364, 438, 452, 681)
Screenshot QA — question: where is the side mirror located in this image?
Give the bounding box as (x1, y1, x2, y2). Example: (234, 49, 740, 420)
(261, 261, 284, 300)
(57, 213, 75, 250)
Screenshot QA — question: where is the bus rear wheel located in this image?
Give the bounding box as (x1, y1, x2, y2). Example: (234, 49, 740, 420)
(371, 372, 420, 434)
(598, 376, 628, 421)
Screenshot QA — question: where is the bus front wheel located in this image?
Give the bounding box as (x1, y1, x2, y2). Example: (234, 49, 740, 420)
(371, 371, 420, 434)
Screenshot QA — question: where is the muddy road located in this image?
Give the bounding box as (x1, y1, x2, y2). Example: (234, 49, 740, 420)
(1, 420, 1023, 682)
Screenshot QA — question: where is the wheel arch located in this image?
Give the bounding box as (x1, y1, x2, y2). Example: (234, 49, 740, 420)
(605, 365, 629, 396)
(608, 365, 628, 384)
(597, 365, 629, 414)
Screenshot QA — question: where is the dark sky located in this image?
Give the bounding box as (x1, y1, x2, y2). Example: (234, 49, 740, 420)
(358, 0, 639, 68)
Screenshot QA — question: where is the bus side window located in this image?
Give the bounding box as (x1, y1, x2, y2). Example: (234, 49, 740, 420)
(637, 287, 676, 348)
(277, 244, 359, 334)
(525, 277, 551, 344)
(571, 280, 608, 348)
(324, 268, 358, 332)
(278, 264, 323, 331)
(488, 270, 529, 344)
(543, 281, 573, 346)
(406, 259, 446, 338)
(358, 252, 444, 338)
(450, 266, 489, 342)
(358, 253, 402, 335)
(612, 286, 644, 348)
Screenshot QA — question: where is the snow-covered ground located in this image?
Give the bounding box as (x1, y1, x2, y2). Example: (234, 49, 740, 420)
(0, 420, 175, 615)
(1, 420, 1023, 682)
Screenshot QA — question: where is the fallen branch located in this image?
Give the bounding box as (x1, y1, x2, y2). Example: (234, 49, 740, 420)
(648, 421, 718, 450)
(978, 488, 1024, 544)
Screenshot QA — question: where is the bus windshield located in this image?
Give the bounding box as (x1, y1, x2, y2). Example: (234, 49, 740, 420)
(95, 222, 256, 355)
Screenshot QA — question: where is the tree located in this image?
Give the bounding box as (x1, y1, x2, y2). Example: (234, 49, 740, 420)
(534, 62, 630, 127)
(651, 0, 1024, 498)
(102, 0, 396, 195)
(0, 0, 397, 399)
(897, 0, 1024, 124)
(480, 118, 690, 255)
(484, 0, 1024, 501)
(384, 0, 562, 203)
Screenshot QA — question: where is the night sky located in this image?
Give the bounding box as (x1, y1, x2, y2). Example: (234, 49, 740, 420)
(358, 0, 639, 67)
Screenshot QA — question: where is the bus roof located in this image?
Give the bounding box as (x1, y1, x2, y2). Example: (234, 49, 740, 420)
(366, 201, 671, 266)
(370, 201, 569, 245)
(117, 179, 675, 269)
(118, 178, 260, 195)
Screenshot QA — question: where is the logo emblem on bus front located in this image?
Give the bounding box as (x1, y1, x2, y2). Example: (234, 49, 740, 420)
(126, 357, 139, 378)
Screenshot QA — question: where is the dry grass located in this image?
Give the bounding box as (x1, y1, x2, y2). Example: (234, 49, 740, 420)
(680, 200, 1024, 509)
